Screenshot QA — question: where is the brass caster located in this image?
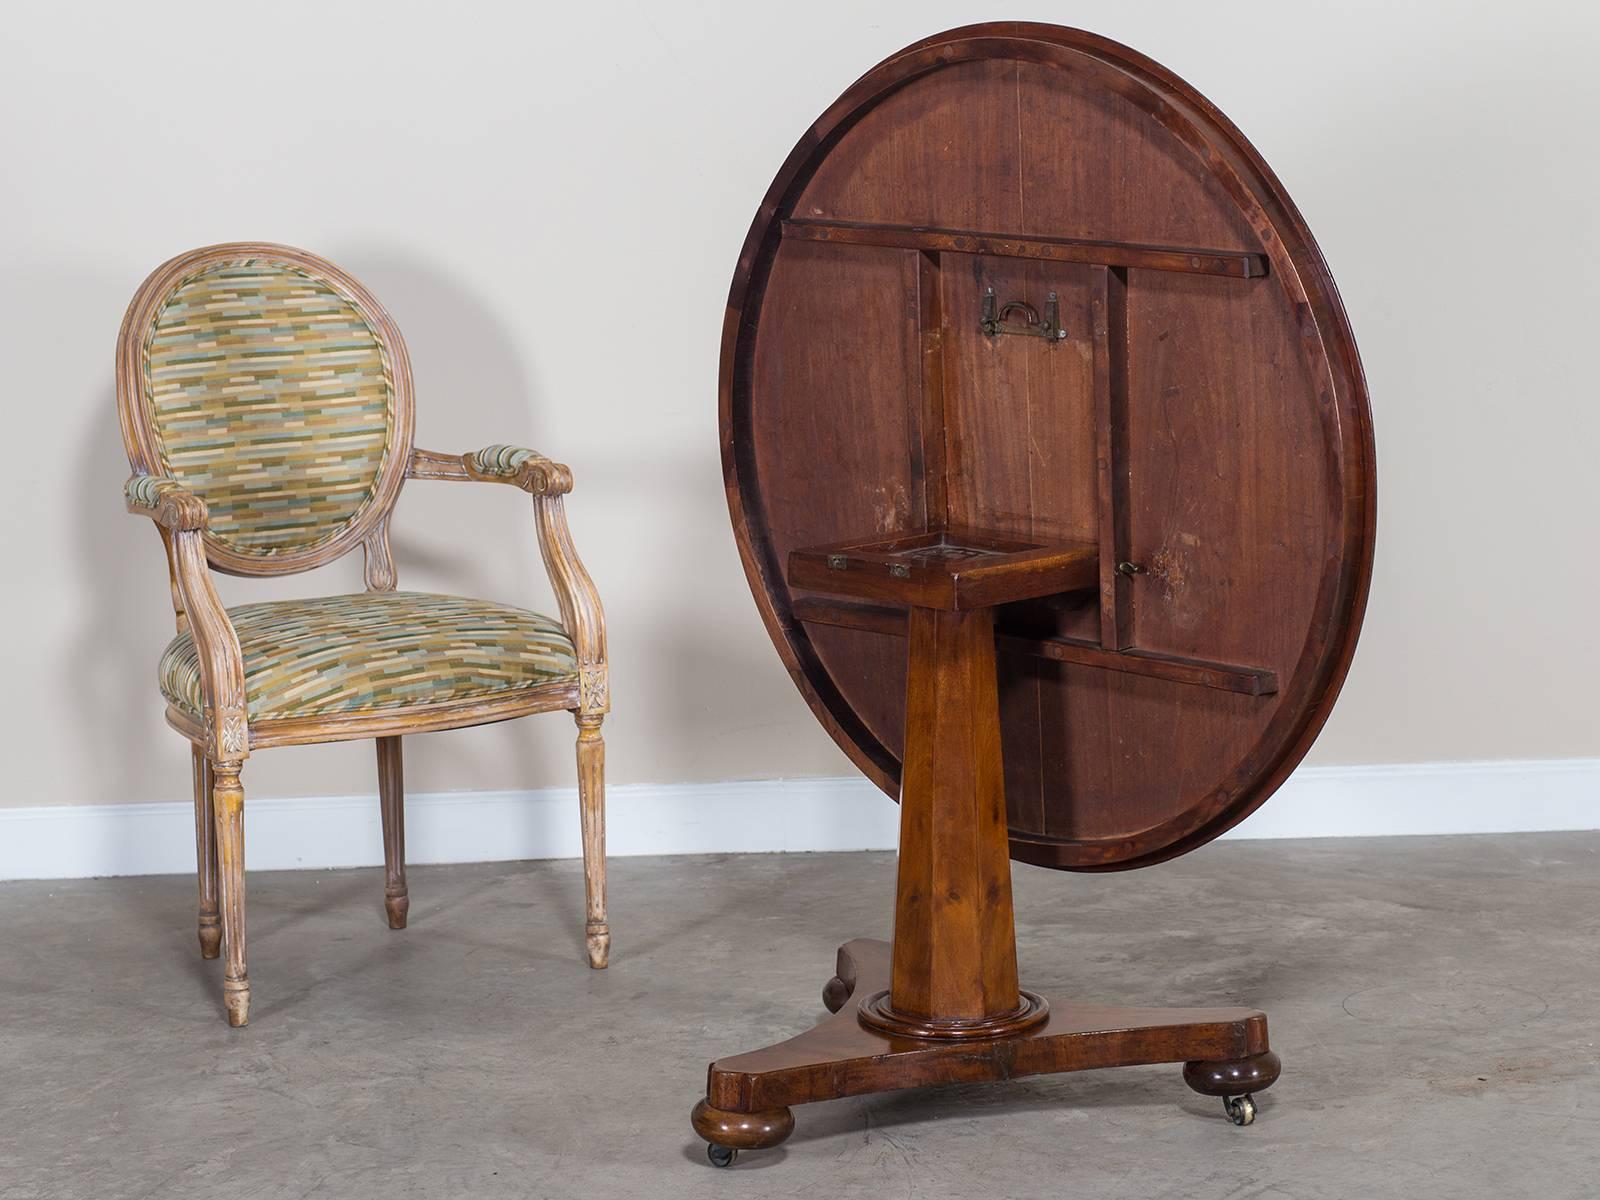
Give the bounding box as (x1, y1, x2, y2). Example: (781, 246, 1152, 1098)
(707, 1144, 738, 1169)
(1224, 1094, 1257, 1127)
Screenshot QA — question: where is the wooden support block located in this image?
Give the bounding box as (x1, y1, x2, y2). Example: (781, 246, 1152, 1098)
(789, 529, 1098, 611)
(790, 597, 1279, 696)
(783, 218, 1270, 279)
(1092, 265, 1135, 650)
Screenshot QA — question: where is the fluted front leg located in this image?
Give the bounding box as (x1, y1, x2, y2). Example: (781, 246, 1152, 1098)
(190, 747, 221, 958)
(211, 760, 250, 1027)
(376, 736, 409, 929)
(575, 713, 609, 969)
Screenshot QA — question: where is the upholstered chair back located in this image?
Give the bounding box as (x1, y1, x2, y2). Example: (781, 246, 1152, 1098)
(117, 245, 415, 577)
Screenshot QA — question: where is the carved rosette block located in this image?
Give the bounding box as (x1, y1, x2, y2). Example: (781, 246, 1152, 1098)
(218, 714, 248, 758)
(578, 664, 608, 714)
(202, 677, 250, 763)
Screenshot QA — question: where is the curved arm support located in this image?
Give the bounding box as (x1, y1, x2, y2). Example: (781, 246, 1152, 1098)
(172, 530, 251, 760)
(125, 475, 249, 759)
(534, 493, 608, 715)
(408, 446, 573, 496)
(407, 447, 606, 713)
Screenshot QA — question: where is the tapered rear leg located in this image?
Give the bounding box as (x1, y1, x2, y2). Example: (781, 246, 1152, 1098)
(376, 736, 409, 930)
(574, 712, 609, 968)
(210, 759, 250, 1027)
(190, 746, 221, 958)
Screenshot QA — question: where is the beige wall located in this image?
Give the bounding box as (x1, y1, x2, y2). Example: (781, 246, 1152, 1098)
(3, 1, 1596, 811)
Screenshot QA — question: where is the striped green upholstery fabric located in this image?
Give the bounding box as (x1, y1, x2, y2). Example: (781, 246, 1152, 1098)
(142, 260, 395, 557)
(470, 445, 539, 475)
(159, 592, 577, 722)
(125, 474, 184, 508)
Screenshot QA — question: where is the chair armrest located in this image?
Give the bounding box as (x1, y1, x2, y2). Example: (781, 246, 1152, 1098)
(406, 445, 606, 713)
(125, 473, 210, 531)
(125, 475, 250, 759)
(408, 446, 573, 496)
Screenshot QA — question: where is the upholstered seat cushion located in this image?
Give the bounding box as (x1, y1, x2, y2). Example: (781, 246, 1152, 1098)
(160, 591, 577, 722)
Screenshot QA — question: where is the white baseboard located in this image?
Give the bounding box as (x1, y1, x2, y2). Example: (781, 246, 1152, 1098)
(0, 759, 1595, 882)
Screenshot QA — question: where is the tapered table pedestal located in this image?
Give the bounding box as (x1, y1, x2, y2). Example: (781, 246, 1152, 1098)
(690, 532, 1281, 1165)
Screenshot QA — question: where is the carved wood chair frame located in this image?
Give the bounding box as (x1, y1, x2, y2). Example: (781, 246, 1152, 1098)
(116, 243, 610, 1026)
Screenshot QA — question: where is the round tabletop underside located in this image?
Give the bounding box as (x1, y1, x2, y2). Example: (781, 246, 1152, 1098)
(722, 24, 1374, 871)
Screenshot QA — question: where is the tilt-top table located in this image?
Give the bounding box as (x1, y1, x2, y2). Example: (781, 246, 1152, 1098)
(692, 22, 1375, 1166)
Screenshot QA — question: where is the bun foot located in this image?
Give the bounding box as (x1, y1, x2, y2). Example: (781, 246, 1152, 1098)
(1183, 1050, 1280, 1110)
(586, 921, 610, 969)
(384, 893, 409, 930)
(198, 919, 222, 959)
(222, 976, 250, 1028)
(691, 1098, 794, 1157)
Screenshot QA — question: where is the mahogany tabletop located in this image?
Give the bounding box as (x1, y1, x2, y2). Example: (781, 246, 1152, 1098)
(720, 23, 1375, 871)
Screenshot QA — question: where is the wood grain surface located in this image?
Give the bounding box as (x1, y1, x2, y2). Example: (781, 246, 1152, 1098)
(721, 22, 1374, 871)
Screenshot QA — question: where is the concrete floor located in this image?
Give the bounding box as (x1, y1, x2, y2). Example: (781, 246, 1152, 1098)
(2, 833, 1598, 1199)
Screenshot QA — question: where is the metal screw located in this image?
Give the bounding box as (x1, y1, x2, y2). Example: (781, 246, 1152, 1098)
(1116, 561, 1144, 576)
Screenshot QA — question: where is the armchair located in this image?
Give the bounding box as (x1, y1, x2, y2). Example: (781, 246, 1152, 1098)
(116, 244, 610, 1026)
